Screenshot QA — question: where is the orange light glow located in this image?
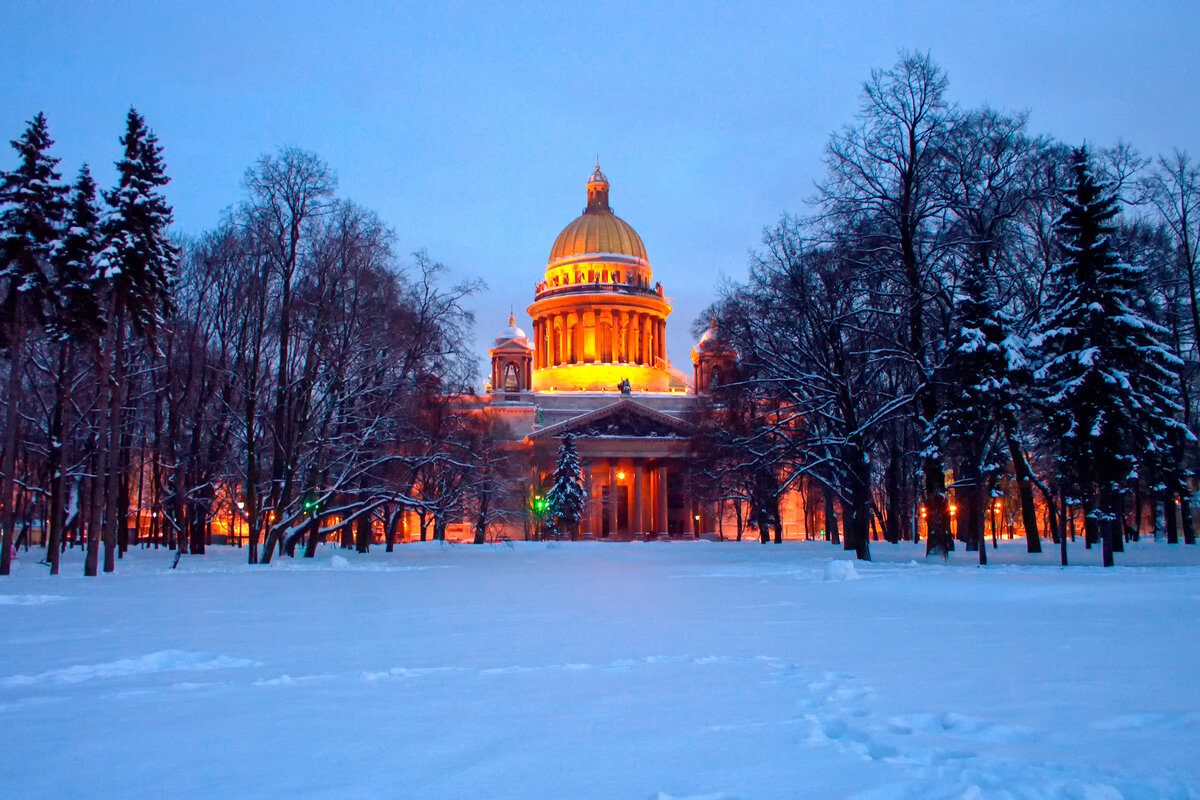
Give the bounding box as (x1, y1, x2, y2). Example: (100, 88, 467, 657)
(617, 471, 626, 480)
(949, 504, 957, 516)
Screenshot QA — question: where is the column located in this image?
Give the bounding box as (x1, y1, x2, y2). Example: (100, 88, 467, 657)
(633, 462, 645, 538)
(551, 317, 560, 365)
(656, 465, 668, 535)
(642, 316, 652, 365)
(616, 311, 627, 362)
(536, 320, 544, 368)
(588, 461, 601, 536)
(558, 313, 567, 364)
(607, 461, 617, 538)
(628, 314, 639, 365)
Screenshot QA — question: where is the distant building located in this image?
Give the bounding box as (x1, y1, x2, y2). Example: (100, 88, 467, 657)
(482, 166, 731, 539)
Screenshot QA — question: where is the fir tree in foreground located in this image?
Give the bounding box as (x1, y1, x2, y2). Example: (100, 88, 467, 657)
(90, 108, 178, 575)
(1034, 147, 1188, 567)
(53, 164, 104, 342)
(940, 258, 1028, 565)
(0, 112, 68, 575)
(546, 435, 585, 540)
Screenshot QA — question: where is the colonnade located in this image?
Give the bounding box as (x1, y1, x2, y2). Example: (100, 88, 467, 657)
(578, 457, 713, 539)
(533, 310, 665, 369)
(489, 357, 532, 394)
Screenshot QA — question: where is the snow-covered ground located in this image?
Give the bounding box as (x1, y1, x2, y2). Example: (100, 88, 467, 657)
(3, 539, 1199, 799)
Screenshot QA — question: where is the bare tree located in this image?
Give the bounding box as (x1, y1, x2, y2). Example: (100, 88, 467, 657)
(819, 51, 958, 556)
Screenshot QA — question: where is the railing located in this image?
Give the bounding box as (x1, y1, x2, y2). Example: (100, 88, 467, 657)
(533, 281, 665, 300)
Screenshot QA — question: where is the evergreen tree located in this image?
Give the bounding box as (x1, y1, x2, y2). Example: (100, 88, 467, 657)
(546, 435, 585, 540)
(1034, 147, 1188, 567)
(940, 259, 1027, 564)
(52, 164, 104, 342)
(42, 165, 104, 575)
(0, 112, 68, 575)
(101, 108, 176, 332)
(93, 109, 178, 574)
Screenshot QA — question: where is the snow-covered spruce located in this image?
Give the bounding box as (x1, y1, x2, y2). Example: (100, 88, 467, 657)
(1033, 146, 1189, 567)
(545, 434, 586, 540)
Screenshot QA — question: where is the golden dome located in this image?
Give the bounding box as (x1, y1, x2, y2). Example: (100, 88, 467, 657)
(549, 211, 648, 266)
(548, 166, 648, 267)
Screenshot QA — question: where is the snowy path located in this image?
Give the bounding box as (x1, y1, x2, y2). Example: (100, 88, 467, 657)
(2, 540, 1198, 799)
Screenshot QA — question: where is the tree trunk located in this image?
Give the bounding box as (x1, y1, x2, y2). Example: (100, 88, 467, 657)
(1002, 423, 1042, 553)
(1163, 488, 1179, 544)
(84, 337, 112, 577)
(1181, 493, 1196, 545)
(972, 484, 987, 565)
(473, 490, 490, 545)
(923, 468, 953, 557)
(1099, 489, 1117, 567)
(385, 504, 402, 551)
(0, 324, 24, 576)
(356, 512, 372, 553)
(117, 428, 132, 556)
(1132, 482, 1144, 541)
(244, 389, 260, 564)
(300, 514, 321, 558)
(103, 303, 127, 573)
(46, 341, 69, 576)
(1111, 493, 1125, 553)
(848, 485, 872, 562)
(823, 486, 840, 545)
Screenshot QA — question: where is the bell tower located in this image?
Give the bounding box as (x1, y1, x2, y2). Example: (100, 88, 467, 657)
(691, 317, 737, 393)
(489, 312, 534, 398)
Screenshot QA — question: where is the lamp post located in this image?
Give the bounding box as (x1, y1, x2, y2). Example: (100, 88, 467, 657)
(992, 500, 1002, 548)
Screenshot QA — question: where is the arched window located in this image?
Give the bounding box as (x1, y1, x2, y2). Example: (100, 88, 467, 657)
(503, 362, 520, 392)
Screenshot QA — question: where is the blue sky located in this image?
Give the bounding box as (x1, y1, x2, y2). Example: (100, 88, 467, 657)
(4, 1, 1198, 378)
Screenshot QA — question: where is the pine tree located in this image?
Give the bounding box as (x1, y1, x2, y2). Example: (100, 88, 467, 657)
(1034, 147, 1188, 567)
(0, 112, 68, 575)
(940, 259, 1027, 564)
(93, 109, 178, 573)
(42, 165, 104, 575)
(546, 435, 585, 540)
(52, 164, 104, 342)
(102, 108, 176, 332)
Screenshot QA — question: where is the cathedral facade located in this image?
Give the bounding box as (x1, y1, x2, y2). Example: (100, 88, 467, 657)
(483, 166, 729, 539)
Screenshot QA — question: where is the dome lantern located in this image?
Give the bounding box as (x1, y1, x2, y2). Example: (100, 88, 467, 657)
(586, 160, 610, 212)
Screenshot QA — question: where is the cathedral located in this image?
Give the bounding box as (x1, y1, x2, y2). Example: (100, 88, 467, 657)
(482, 165, 733, 539)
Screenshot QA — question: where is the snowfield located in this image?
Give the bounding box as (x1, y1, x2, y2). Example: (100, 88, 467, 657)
(2, 539, 1199, 799)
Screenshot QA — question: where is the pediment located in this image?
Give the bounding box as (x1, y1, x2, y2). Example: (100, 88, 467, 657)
(528, 398, 695, 441)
